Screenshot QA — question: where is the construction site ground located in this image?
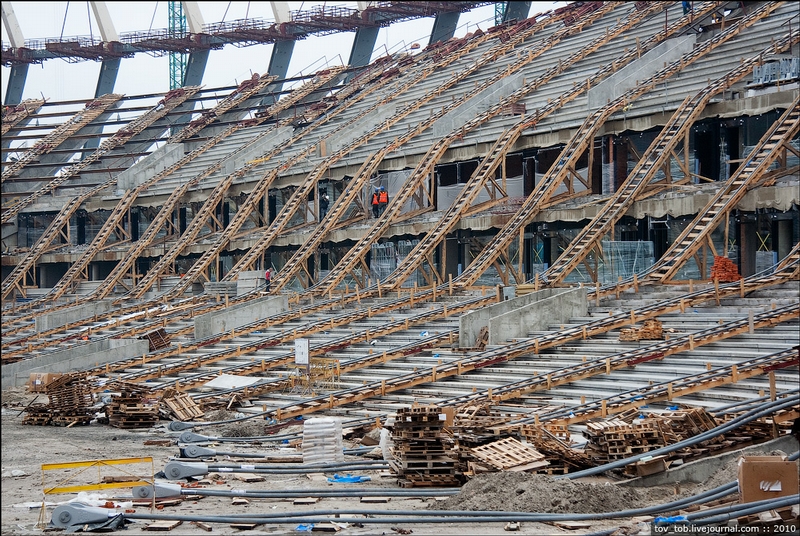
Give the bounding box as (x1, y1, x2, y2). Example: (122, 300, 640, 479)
(3, 387, 798, 536)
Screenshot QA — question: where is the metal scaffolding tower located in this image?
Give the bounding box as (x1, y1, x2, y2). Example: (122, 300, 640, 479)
(168, 1, 187, 89)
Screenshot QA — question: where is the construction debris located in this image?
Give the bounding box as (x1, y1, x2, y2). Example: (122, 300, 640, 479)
(160, 389, 204, 421)
(619, 319, 664, 341)
(22, 372, 95, 426)
(469, 437, 549, 472)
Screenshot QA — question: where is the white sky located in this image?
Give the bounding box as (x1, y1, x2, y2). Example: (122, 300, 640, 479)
(2, 2, 567, 103)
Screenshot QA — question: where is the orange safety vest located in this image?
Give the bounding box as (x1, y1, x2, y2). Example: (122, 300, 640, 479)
(372, 193, 380, 205)
(378, 191, 388, 204)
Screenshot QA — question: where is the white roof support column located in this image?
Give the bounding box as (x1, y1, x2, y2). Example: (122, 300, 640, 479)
(2, 3, 28, 106)
(89, 2, 118, 42)
(183, 2, 205, 34)
(270, 2, 291, 24)
(181, 2, 209, 88)
(2, 2, 25, 48)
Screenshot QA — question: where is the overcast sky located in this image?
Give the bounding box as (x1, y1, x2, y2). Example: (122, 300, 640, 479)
(2, 2, 567, 103)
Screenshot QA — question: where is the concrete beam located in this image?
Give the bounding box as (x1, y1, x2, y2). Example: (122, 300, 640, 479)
(2, 338, 150, 390)
(35, 299, 116, 332)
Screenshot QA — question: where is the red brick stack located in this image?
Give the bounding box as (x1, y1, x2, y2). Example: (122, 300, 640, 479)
(711, 256, 741, 281)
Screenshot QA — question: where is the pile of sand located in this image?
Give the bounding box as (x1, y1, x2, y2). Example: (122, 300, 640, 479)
(431, 472, 659, 514)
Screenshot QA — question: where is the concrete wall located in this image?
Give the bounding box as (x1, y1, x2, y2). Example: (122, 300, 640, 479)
(35, 299, 115, 332)
(116, 143, 184, 190)
(460, 287, 587, 347)
(2, 338, 149, 390)
(194, 294, 288, 340)
(487, 287, 588, 346)
(237, 270, 266, 295)
(588, 35, 695, 109)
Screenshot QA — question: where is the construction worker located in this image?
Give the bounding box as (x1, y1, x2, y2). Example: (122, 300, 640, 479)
(378, 186, 389, 216)
(319, 191, 330, 220)
(371, 188, 381, 218)
(264, 268, 272, 292)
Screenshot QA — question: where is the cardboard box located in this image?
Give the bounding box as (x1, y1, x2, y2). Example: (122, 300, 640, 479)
(27, 372, 63, 393)
(738, 455, 799, 504)
(635, 455, 668, 477)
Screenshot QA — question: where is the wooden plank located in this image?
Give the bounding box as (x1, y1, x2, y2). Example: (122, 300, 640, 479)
(360, 496, 391, 503)
(144, 520, 183, 531)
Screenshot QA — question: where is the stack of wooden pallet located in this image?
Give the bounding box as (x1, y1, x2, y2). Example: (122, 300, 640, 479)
(619, 319, 664, 341)
(582, 418, 666, 463)
(449, 404, 515, 475)
(389, 405, 460, 487)
(23, 372, 96, 426)
(105, 381, 159, 429)
(711, 256, 741, 281)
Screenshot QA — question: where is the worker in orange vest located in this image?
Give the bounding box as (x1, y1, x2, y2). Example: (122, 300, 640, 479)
(377, 186, 389, 216)
(371, 188, 380, 218)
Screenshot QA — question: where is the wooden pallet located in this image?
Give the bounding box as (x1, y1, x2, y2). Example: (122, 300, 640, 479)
(470, 437, 549, 472)
(162, 393, 204, 421)
(397, 474, 461, 488)
(139, 328, 171, 352)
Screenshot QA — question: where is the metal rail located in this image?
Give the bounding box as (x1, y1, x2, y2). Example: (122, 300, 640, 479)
(114, 295, 494, 396)
(0, 98, 45, 136)
(221, 13, 546, 284)
(0, 89, 201, 301)
(439, 306, 798, 415)
(1, 87, 204, 224)
(380, 1, 683, 291)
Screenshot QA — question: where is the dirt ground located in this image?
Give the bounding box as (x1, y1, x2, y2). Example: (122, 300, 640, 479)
(0, 387, 784, 536)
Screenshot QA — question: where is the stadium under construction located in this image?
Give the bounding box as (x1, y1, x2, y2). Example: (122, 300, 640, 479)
(1, 1, 799, 529)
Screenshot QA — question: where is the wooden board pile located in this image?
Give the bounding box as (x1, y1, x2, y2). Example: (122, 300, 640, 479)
(22, 372, 96, 426)
(711, 256, 741, 282)
(619, 319, 664, 342)
(105, 381, 160, 429)
(389, 405, 460, 487)
(519, 424, 594, 474)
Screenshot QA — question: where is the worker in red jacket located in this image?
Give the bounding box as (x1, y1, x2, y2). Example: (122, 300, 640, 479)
(371, 188, 380, 218)
(377, 186, 389, 216)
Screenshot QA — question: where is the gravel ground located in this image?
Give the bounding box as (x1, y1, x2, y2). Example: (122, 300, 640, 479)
(3, 386, 777, 536)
